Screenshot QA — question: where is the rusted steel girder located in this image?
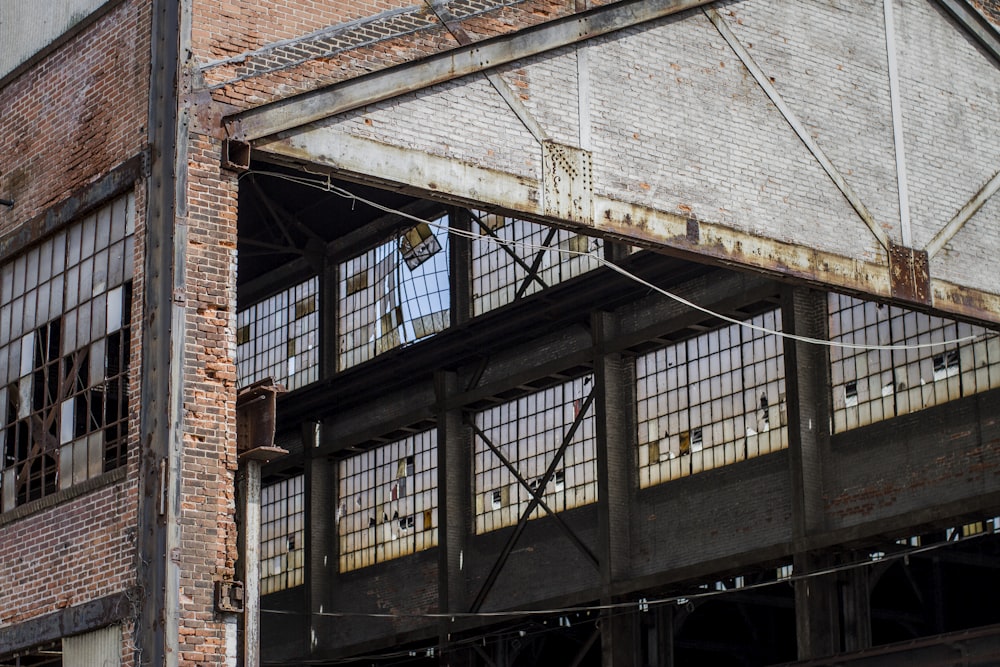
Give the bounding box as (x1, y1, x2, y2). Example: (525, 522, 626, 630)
(255, 132, 1000, 327)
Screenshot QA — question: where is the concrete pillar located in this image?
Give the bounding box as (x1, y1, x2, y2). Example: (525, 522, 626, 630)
(839, 566, 872, 652)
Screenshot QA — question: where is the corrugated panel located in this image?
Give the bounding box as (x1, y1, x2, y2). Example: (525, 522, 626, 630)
(0, 0, 106, 79)
(63, 624, 121, 667)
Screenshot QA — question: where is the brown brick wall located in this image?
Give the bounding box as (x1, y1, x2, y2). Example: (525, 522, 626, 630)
(176, 130, 241, 665)
(0, 2, 149, 659)
(0, 481, 136, 626)
(195, 0, 608, 108)
(973, 1, 1000, 24)
(0, 1, 149, 233)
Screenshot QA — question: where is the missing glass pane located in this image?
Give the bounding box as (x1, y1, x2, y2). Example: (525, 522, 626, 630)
(399, 223, 442, 270)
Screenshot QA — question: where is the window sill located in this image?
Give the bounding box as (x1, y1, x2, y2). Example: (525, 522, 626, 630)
(0, 466, 127, 527)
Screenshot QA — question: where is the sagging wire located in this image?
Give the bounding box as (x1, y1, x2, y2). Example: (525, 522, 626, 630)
(244, 169, 997, 353)
(261, 526, 997, 624)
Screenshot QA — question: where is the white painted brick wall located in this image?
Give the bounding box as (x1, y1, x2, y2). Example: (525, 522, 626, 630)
(323, 74, 541, 181)
(722, 0, 901, 243)
(895, 0, 1000, 294)
(292, 0, 999, 298)
(585, 9, 879, 262)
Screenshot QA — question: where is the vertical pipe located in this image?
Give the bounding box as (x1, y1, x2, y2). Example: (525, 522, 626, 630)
(241, 461, 262, 667)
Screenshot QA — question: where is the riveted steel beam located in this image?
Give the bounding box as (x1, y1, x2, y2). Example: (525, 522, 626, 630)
(255, 132, 1000, 326)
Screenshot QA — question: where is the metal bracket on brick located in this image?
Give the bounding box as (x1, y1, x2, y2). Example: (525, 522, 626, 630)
(215, 580, 246, 613)
(542, 141, 593, 225)
(222, 138, 251, 172)
(888, 241, 930, 305)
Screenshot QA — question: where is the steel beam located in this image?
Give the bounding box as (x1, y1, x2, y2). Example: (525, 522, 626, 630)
(0, 592, 132, 658)
(137, 0, 187, 665)
(925, 169, 1000, 258)
(224, 0, 716, 141)
(255, 130, 1000, 326)
(932, 0, 1000, 67)
(781, 622, 1000, 667)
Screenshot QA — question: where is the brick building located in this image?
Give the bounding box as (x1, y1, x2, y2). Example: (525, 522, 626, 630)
(1, 1, 999, 666)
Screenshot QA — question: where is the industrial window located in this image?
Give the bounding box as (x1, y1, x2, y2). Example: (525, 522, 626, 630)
(471, 211, 602, 316)
(636, 309, 787, 488)
(829, 294, 1000, 433)
(0, 195, 134, 511)
(473, 376, 597, 534)
(338, 219, 450, 370)
(236, 276, 319, 391)
(261, 474, 305, 594)
(337, 429, 438, 572)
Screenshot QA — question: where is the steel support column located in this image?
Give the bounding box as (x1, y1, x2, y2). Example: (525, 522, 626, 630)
(237, 461, 262, 667)
(781, 287, 843, 660)
(307, 422, 335, 661)
(436, 371, 474, 665)
(137, 0, 187, 664)
(593, 310, 637, 667)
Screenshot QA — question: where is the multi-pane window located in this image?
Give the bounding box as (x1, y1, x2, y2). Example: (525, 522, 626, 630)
(338, 219, 450, 370)
(636, 310, 787, 488)
(337, 430, 438, 572)
(829, 294, 1000, 432)
(471, 211, 602, 316)
(0, 194, 134, 511)
(236, 277, 319, 391)
(261, 474, 305, 594)
(473, 376, 597, 534)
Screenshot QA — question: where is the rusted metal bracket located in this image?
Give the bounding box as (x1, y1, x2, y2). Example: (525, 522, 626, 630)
(237, 379, 288, 459)
(222, 138, 251, 172)
(888, 242, 930, 306)
(469, 390, 597, 612)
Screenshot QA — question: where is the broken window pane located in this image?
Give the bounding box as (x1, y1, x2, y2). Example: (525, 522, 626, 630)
(236, 276, 319, 392)
(473, 375, 597, 534)
(260, 474, 305, 594)
(828, 293, 998, 433)
(636, 309, 787, 488)
(0, 194, 134, 511)
(338, 217, 450, 370)
(337, 429, 438, 572)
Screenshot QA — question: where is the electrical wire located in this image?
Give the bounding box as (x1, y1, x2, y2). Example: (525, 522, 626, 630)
(241, 170, 999, 663)
(257, 528, 999, 667)
(243, 169, 997, 352)
(260, 527, 996, 622)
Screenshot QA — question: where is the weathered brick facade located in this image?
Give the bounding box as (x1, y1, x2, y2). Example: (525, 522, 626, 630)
(0, 1, 148, 664)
